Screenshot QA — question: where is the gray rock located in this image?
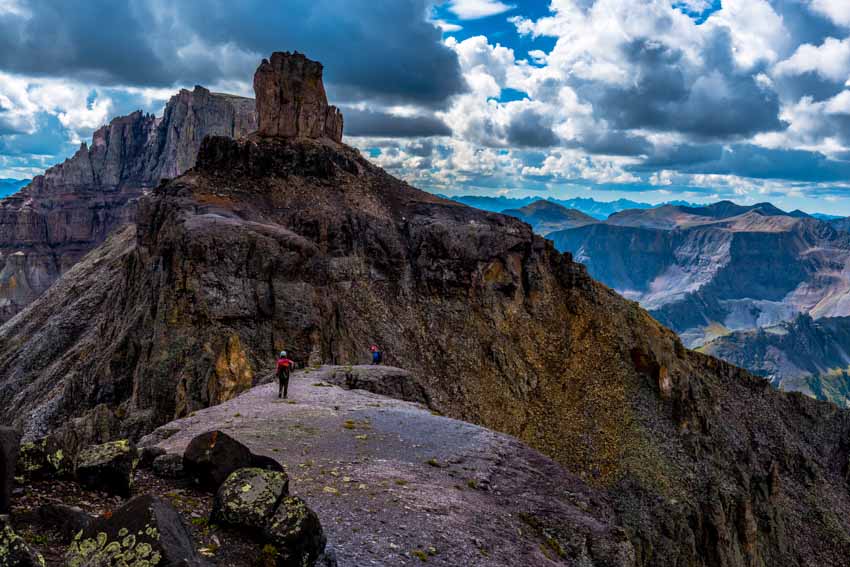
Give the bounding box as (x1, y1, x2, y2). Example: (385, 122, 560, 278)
(74, 440, 137, 498)
(262, 496, 327, 567)
(138, 445, 167, 470)
(321, 366, 430, 406)
(211, 468, 289, 531)
(152, 453, 185, 479)
(183, 431, 253, 492)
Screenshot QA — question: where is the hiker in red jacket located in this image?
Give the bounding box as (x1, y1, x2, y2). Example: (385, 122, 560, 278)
(276, 351, 295, 399)
(370, 344, 383, 365)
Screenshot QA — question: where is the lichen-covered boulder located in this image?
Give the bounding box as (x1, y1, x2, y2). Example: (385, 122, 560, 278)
(211, 468, 289, 531)
(183, 431, 253, 492)
(0, 427, 20, 514)
(16, 436, 68, 479)
(65, 494, 207, 567)
(262, 496, 327, 567)
(152, 453, 184, 479)
(75, 440, 137, 498)
(0, 519, 45, 566)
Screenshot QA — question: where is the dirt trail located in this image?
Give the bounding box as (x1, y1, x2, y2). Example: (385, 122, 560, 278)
(146, 366, 621, 566)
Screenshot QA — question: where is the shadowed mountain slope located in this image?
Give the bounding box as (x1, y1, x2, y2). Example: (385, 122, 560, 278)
(503, 200, 598, 235)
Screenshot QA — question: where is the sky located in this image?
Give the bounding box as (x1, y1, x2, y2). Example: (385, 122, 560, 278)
(1, 1, 850, 214)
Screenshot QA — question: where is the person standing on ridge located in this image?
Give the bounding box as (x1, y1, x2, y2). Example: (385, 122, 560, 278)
(276, 351, 295, 399)
(370, 344, 383, 365)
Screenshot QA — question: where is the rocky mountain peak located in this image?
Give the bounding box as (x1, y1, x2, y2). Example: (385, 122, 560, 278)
(253, 51, 343, 142)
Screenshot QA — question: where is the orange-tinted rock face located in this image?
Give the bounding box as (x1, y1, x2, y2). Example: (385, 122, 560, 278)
(253, 52, 343, 142)
(0, 87, 257, 323)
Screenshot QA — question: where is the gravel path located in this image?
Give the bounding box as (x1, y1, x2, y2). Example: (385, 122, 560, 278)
(147, 366, 617, 566)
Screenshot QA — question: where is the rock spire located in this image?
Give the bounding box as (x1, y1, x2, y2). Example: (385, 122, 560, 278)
(253, 51, 344, 142)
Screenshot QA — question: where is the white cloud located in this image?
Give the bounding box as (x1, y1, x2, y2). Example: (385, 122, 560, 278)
(706, 0, 790, 70)
(774, 37, 850, 82)
(810, 0, 850, 27)
(446, 0, 514, 20)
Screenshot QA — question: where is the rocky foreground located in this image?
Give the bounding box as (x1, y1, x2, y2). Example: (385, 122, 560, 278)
(1, 367, 630, 566)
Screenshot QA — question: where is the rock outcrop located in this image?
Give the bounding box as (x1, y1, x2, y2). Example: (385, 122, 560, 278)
(5, 52, 850, 565)
(254, 51, 343, 142)
(0, 86, 256, 323)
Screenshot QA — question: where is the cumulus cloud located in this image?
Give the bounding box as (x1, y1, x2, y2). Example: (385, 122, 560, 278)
(446, 0, 514, 20)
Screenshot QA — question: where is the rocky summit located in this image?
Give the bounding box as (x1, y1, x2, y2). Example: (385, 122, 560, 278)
(254, 51, 343, 142)
(0, 86, 256, 324)
(4, 52, 850, 566)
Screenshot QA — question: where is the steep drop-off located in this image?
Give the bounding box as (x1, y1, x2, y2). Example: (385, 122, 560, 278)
(0, 87, 256, 323)
(3, 52, 850, 566)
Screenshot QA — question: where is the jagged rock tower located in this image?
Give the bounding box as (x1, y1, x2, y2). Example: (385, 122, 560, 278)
(253, 52, 343, 142)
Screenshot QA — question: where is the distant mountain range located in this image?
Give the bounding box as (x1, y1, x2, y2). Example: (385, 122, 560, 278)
(446, 195, 699, 219)
(549, 201, 850, 347)
(0, 178, 29, 197)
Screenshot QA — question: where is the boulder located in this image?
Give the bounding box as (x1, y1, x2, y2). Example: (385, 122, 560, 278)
(64, 494, 207, 567)
(0, 428, 20, 514)
(263, 496, 327, 567)
(211, 468, 289, 531)
(183, 431, 253, 492)
(16, 436, 68, 479)
(74, 440, 137, 498)
(253, 51, 343, 142)
(152, 453, 185, 479)
(0, 518, 45, 566)
(137, 446, 166, 470)
(323, 366, 431, 406)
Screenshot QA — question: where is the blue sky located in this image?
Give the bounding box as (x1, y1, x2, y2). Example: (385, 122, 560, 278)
(2, 0, 850, 214)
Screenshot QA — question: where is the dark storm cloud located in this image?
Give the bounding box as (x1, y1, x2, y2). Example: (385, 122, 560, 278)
(0, 0, 466, 106)
(506, 109, 559, 147)
(344, 109, 452, 138)
(639, 143, 724, 169)
(575, 131, 652, 156)
(679, 145, 850, 182)
(587, 33, 785, 140)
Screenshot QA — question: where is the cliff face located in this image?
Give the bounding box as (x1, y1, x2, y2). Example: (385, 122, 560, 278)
(550, 205, 850, 347)
(4, 52, 850, 566)
(0, 87, 256, 323)
(701, 314, 850, 406)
